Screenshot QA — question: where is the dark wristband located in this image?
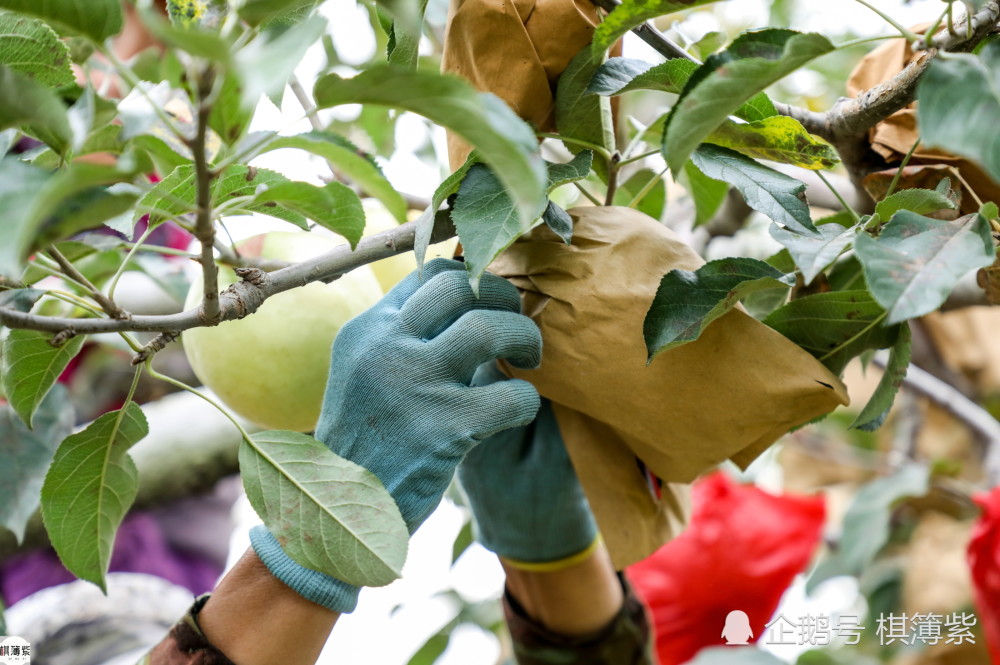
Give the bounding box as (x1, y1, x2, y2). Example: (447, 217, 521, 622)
(136, 595, 236, 665)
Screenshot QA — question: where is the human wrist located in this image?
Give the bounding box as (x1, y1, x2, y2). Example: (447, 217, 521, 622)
(249, 525, 362, 613)
(501, 541, 625, 637)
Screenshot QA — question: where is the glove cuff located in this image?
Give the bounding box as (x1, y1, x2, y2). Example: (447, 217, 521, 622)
(497, 534, 603, 573)
(249, 525, 361, 613)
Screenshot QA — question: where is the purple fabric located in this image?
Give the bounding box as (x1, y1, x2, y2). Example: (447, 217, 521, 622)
(1, 513, 222, 605)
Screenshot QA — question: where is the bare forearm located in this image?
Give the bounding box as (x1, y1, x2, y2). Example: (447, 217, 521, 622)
(501, 542, 624, 637)
(198, 549, 340, 665)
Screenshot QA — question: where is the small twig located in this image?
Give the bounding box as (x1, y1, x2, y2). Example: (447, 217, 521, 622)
(604, 154, 622, 206)
(588, 0, 696, 62)
(573, 181, 603, 206)
(131, 331, 181, 365)
(290, 74, 324, 132)
(883, 136, 922, 200)
(852, 0, 921, 41)
(816, 170, 860, 223)
(47, 246, 129, 320)
(626, 166, 667, 208)
(874, 353, 1000, 487)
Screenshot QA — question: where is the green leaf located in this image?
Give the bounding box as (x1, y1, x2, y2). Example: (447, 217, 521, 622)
(685, 648, 788, 665)
(386, 0, 428, 69)
(1, 330, 85, 428)
(541, 200, 573, 244)
(0, 162, 134, 273)
(407, 633, 450, 665)
(0, 159, 50, 278)
(234, 15, 327, 109)
(260, 131, 407, 222)
(691, 144, 817, 235)
(850, 323, 911, 432)
(838, 464, 929, 572)
(663, 30, 834, 174)
(240, 430, 408, 587)
(683, 161, 728, 226)
(770, 222, 859, 284)
(451, 518, 474, 563)
(917, 43, 1000, 184)
(546, 150, 594, 191)
(614, 168, 666, 219)
(166, 0, 228, 29)
(0, 288, 44, 312)
(0, 385, 73, 542)
(854, 211, 995, 324)
(706, 115, 839, 170)
(209, 72, 253, 146)
(136, 2, 232, 62)
(413, 155, 479, 270)
(238, 0, 320, 26)
(136, 164, 306, 229)
(644, 257, 795, 360)
(41, 402, 149, 591)
(32, 163, 141, 248)
(452, 163, 545, 290)
(0, 11, 73, 88)
(0, 0, 123, 42)
(592, 0, 723, 56)
(588, 57, 698, 96)
(0, 64, 70, 153)
(764, 291, 897, 375)
(555, 47, 614, 172)
(253, 181, 366, 247)
(314, 66, 546, 228)
(874, 188, 958, 220)
(588, 58, 774, 121)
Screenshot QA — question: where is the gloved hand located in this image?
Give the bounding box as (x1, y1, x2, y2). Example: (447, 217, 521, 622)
(458, 362, 599, 571)
(251, 259, 543, 612)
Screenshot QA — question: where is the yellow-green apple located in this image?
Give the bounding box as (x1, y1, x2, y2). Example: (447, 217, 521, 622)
(183, 231, 383, 432)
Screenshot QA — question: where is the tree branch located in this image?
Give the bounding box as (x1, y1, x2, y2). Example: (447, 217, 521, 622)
(0, 213, 457, 336)
(47, 246, 129, 320)
(874, 353, 1000, 487)
(192, 72, 222, 326)
(779, 2, 999, 144)
(589, 0, 697, 62)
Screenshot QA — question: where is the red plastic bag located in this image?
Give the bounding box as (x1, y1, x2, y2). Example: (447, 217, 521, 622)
(968, 487, 1000, 664)
(626, 472, 826, 665)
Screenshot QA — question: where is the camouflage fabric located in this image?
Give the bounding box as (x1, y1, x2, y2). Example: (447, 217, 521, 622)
(135, 595, 235, 665)
(504, 574, 655, 665)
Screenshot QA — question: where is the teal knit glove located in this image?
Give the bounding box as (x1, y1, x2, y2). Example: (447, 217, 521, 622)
(457, 362, 599, 570)
(251, 259, 543, 612)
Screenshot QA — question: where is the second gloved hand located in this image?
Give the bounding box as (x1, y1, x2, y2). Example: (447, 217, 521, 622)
(458, 362, 599, 570)
(252, 259, 543, 611)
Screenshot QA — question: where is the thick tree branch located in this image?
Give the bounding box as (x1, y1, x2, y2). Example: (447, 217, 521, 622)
(592, 0, 999, 193)
(0, 213, 456, 336)
(781, 2, 999, 143)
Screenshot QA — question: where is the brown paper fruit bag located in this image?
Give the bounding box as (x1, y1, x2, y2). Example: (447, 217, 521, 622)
(441, 0, 605, 168)
(490, 206, 850, 567)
